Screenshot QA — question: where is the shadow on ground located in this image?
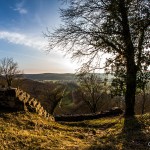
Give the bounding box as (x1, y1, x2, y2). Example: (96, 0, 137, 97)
(61, 121, 117, 129)
(87, 116, 149, 150)
(121, 116, 149, 150)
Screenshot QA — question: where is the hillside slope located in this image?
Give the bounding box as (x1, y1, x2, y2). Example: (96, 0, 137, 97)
(24, 73, 76, 81)
(0, 112, 149, 150)
(23, 73, 113, 81)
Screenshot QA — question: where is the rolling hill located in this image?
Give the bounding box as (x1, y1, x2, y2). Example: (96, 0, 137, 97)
(23, 73, 113, 81)
(23, 73, 76, 81)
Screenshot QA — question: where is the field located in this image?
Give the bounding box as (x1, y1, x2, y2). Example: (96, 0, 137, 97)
(0, 111, 149, 150)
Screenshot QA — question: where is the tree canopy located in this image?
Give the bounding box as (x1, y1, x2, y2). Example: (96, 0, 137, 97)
(0, 57, 21, 88)
(46, 0, 150, 116)
(76, 73, 107, 113)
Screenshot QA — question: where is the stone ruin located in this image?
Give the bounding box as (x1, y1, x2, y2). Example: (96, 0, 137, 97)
(0, 88, 54, 121)
(0, 88, 24, 111)
(0, 87, 123, 122)
(54, 107, 123, 122)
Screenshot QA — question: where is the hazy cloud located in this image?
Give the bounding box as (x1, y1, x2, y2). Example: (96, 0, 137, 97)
(14, 8, 27, 14)
(0, 31, 47, 50)
(13, 1, 28, 14)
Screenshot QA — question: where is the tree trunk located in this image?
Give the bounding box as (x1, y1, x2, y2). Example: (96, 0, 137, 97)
(125, 57, 137, 117)
(119, 0, 137, 117)
(141, 88, 146, 115)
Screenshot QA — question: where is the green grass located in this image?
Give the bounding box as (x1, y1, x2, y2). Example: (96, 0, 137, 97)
(0, 111, 149, 150)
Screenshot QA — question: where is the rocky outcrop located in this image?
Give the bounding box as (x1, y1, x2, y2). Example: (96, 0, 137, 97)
(0, 88, 54, 121)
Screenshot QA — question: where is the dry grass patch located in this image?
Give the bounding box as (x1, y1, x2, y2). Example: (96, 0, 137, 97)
(0, 112, 149, 150)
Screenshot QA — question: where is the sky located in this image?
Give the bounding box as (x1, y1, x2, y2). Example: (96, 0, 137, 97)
(0, 0, 78, 74)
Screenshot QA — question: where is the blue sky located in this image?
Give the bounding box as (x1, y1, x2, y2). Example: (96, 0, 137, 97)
(0, 0, 77, 73)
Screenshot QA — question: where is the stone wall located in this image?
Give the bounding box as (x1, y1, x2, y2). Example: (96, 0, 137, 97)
(54, 107, 123, 122)
(0, 88, 54, 121)
(0, 88, 24, 111)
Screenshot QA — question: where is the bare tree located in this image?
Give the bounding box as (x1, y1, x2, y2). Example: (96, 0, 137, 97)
(0, 57, 21, 88)
(46, 0, 150, 117)
(44, 83, 66, 115)
(76, 73, 107, 113)
(137, 71, 150, 114)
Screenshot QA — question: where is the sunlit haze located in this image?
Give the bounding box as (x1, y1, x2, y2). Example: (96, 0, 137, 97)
(0, 0, 78, 74)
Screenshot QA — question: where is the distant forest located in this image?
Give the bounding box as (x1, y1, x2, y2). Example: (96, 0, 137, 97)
(23, 73, 113, 81)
